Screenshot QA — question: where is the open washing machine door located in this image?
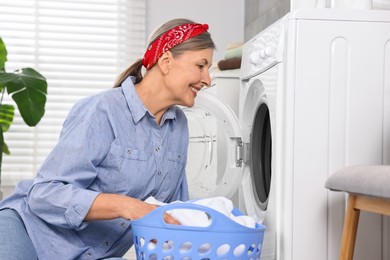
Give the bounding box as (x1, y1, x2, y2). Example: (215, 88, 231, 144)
(239, 102, 272, 223)
(181, 89, 244, 200)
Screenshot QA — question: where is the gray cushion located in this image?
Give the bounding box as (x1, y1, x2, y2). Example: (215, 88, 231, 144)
(325, 165, 390, 199)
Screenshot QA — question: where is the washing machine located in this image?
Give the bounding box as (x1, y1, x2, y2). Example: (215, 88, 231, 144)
(183, 7, 390, 260)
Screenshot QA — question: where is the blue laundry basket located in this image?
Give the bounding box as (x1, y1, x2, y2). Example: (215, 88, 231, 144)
(131, 203, 265, 260)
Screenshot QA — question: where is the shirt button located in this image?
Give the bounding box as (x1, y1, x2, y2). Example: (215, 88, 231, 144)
(104, 241, 109, 247)
(155, 147, 160, 152)
(127, 149, 131, 154)
(121, 222, 126, 228)
(157, 171, 161, 175)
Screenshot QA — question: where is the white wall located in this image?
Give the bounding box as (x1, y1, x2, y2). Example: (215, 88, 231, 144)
(146, 0, 244, 63)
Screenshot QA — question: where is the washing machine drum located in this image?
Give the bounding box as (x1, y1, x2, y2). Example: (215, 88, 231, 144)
(250, 103, 272, 209)
(181, 90, 244, 200)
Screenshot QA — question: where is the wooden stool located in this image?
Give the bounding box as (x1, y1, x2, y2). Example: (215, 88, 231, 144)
(325, 165, 390, 260)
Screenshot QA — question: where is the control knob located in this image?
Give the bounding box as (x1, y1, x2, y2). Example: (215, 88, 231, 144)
(250, 51, 263, 65)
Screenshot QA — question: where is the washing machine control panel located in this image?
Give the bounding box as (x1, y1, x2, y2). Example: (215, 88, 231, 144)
(241, 17, 285, 80)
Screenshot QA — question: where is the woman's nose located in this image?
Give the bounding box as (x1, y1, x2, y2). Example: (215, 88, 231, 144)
(202, 70, 212, 86)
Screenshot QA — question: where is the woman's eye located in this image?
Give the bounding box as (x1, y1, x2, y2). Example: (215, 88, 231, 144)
(197, 64, 205, 69)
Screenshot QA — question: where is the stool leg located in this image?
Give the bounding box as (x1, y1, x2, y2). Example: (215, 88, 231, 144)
(339, 195, 360, 260)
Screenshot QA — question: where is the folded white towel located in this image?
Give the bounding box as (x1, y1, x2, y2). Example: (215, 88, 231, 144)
(144, 196, 256, 229)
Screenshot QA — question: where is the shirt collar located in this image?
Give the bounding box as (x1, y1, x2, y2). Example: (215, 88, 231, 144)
(121, 76, 177, 125)
(160, 106, 177, 126)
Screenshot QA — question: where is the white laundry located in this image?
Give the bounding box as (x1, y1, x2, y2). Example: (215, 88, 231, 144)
(145, 196, 256, 229)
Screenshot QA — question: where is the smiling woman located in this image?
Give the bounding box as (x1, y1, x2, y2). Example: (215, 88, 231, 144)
(0, 0, 146, 187)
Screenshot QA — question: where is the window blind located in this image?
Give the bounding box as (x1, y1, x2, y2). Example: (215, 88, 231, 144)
(0, 0, 146, 185)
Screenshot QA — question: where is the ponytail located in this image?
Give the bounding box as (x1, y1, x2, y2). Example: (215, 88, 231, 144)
(113, 58, 143, 88)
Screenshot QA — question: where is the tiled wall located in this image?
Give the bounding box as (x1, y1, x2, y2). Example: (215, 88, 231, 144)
(244, 0, 290, 41)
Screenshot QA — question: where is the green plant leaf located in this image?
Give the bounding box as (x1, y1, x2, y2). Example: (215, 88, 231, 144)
(2, 140, 10, 155)
(0, 37, 7, 71)
(5, 68, 47, 126)
(0, 70, 18, 102)
(0, 72, 18, 85)
(0, 104, 14, 132)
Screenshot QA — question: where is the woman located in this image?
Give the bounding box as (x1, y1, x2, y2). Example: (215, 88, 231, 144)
(0, 18, 215, 259)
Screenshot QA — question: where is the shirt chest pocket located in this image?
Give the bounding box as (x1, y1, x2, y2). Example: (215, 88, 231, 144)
(100, 143, 148, 194)
(110, 142, 146, 166)
(166, 151, 186, 172)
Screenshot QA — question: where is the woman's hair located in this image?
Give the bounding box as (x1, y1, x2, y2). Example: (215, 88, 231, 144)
(113, 18, 216, 87)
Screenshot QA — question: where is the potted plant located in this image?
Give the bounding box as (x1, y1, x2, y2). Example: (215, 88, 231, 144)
(0, 37, 47, 198)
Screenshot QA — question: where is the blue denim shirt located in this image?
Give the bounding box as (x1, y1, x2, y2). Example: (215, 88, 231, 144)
(0, 76, 189, 259)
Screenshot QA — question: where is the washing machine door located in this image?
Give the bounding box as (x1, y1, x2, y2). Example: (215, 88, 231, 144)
(239, 74, 277, 223)
(181, 90, 243, 200)
(240, 102, 272, 222)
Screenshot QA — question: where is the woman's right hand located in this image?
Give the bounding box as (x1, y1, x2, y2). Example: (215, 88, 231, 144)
(85, 193, 180, 225)
(122, 198, 181, 225)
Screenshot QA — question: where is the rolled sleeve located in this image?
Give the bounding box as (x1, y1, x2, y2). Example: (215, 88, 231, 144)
(65, 189, 100, 229)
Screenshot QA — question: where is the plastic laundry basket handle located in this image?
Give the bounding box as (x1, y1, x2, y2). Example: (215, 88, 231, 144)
(131, 202, 251, 232)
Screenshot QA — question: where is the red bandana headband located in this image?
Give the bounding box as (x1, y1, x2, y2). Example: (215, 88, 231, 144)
(142, 23, 209, 70)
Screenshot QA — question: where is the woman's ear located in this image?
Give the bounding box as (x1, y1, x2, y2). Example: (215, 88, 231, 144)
(157, 51, 172, 75)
